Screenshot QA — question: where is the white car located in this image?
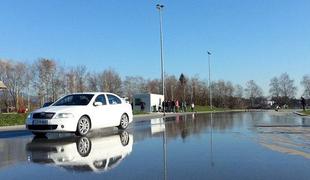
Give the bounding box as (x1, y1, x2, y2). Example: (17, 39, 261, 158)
(26, 92, 133, 136)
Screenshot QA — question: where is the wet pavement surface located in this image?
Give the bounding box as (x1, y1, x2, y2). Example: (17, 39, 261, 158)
(0, 112, 309, 180)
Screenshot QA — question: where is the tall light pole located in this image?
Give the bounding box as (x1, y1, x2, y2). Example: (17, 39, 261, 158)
(207, 51, 212, 110)
(157, 4, 165, 99)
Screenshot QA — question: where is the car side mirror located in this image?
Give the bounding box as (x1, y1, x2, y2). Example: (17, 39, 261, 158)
(94, 102, 103, 106)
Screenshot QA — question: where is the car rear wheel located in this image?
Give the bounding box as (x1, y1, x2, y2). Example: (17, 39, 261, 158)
(118, 114, 129, 130)
(76, 116, 91, 136)
(119, 130, 130, 146)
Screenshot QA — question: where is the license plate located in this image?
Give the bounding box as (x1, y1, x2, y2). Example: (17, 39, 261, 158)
(32, 119, 48, 125)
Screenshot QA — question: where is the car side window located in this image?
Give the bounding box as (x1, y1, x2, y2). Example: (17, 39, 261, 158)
(95, 95, 107, 105)
(107, 94, 122, 105)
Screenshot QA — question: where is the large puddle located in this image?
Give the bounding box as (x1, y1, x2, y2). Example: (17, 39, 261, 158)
(0, 112, 309, 179)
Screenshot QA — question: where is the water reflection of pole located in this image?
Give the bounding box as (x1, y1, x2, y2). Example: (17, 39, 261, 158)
(163, 121, 167, 180)
(210, 112, 214, 167)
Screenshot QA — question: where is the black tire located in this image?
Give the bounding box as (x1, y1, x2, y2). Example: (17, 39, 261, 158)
(76, 136, 92, 157)
(32, 132, 46, 137)
(118, 114, 129, 130)
(119, 131, 130, 146)
(76, 116, 91, 136)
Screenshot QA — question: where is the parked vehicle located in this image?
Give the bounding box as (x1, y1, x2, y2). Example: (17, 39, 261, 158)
(25, 92, 133, 136)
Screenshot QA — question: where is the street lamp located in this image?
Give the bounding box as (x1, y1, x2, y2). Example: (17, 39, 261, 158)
(156, 4, 165, 99)
(207, 51, 212, 110)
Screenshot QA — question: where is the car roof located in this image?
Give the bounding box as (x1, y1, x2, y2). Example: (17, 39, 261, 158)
(70, 92, 119, 96)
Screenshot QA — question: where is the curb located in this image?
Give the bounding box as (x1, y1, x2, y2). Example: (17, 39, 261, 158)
(0, 125, 25, 132)
(293, 111, 309, 116)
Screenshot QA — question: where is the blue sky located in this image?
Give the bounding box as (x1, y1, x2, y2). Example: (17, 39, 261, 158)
(1, 0, 310, 96)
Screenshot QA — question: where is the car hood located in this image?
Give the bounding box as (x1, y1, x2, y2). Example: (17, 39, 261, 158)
(32, 106, 87, 114)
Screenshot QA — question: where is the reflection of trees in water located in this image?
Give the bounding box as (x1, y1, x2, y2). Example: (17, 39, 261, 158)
(0, 138, 29, 169)
(269, 114, 299, 124)
(164, 113, 244, 140)
(302, 118, 310, 126)
(133, 125, 161, 141)
(134, 112, 306, 142)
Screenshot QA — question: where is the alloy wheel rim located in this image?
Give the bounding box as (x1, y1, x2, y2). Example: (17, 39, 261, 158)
(121, 115, 128, 128)
(78, 137, 90, 155)
(120, 131, 129, 145)
(79, 118, 89, 134)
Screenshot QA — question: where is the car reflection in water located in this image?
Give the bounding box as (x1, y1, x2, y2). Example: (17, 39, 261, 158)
(26, 131, 133, 173)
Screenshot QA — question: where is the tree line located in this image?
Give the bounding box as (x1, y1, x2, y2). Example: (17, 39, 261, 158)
(0, 58, 309, 112)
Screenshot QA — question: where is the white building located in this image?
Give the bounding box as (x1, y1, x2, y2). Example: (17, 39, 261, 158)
(133, 93, 164, 112)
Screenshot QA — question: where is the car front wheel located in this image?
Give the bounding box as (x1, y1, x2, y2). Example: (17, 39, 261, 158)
(118, 114, 129, 130)
(76, 136, 92, 157)
(76, 116, 91, 136)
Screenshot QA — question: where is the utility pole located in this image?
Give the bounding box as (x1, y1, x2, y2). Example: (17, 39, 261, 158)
(156, 4, 165, 99)
(208, 51, 212, 109)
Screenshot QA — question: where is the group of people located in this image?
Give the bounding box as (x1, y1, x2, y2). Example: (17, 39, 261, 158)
(159, 100, 195, 113)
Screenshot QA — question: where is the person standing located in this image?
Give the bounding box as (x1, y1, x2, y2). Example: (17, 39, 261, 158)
(175, 99, 179, 112)
(172, 100, 176, 113)
(301, 96, 306, 111)
(181, 101, 184, 112)
(162, 100, 165, 113)
(191, 102, 195, 112)
(168, 100, 171, 112)
(140, 101, 145, 111)
(182, 100, 187, 112)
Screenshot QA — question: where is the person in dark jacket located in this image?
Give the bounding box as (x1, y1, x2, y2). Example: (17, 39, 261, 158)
(301, 96, 306, 111)
(141, 101, 145, 111)
(172, 100, 176, 113)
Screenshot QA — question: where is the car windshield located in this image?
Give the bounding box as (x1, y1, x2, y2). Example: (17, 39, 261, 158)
(53, 94, 94, 106)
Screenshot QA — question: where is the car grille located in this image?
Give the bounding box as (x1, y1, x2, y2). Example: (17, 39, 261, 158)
(27, 125, 58, 130)
(32, 112, 55, 119)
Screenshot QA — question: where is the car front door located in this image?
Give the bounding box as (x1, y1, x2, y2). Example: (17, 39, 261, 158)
(106, 94, 123, 126)
(92, 94, 112, 128)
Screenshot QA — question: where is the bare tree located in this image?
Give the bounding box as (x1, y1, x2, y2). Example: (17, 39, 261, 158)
(145, 79, 160, 94)
(234, 84, 244, 108)
(122, 76, 147, 100)
(87, 72, 99, 92)
(212, 80, 234, 108)
(66, 69, 76, 94)
(165, 75, 178, 100)
(234, 84, 243, 98)
(301, 74, 310, 98)
(0, 60, 27, 110)
(34, 58, 57, 105)
(74, 65, 87, 92)
(269, 77, 281, 105)
(245, 80, 263, 107)
(99, 68, 122, 94)
(57, 67, 68, 95)
(269, 77, 281, 98)
(278, 73, 297, 99)
(25, 64, 35, 110)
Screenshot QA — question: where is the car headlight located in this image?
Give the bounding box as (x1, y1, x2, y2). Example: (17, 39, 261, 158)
(55, 113, 74, 119)
(27, 113, 32, 119)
